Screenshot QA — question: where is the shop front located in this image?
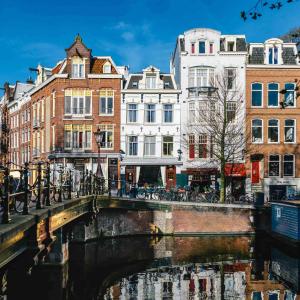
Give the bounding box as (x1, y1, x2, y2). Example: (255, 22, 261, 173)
(264, 178, 300, 201)
(185, 168, 218, 192)
(225, 163, 246, 200)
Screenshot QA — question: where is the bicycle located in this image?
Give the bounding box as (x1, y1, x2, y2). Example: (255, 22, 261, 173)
(239, 193, 255, 203)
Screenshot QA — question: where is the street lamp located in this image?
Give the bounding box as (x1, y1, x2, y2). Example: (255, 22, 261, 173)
(94, 128, 103, 178)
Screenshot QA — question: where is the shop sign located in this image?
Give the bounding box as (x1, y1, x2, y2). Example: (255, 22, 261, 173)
(225, 163, 246, 177)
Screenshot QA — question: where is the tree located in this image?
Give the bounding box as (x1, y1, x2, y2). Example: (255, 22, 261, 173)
(241, 0, 296, 21)
(182, 71, 250, 202)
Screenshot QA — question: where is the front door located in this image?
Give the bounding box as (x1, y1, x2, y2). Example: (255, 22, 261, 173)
(251, 161, 260, 184)
(166, 166, 176, 189)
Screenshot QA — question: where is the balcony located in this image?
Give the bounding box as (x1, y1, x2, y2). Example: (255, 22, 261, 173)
(187, 86, 218, 97)
(32, 148, 40, 158)
(33, 119, 40, 129)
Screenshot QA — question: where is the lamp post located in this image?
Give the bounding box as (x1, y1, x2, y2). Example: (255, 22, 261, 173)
(119, 149, 125, 197)
(177, 149, 183, 161)
(94, 128, 103, 178)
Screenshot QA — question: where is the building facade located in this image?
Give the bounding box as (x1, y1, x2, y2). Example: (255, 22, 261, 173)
(121, 66, 182, 188)
(246, 38, 300, 201)
(170, 28, 248, 190)
(28, 35, 124, 185)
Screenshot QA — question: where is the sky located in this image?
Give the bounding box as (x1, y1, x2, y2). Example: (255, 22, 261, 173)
(0, 0, 299, 87)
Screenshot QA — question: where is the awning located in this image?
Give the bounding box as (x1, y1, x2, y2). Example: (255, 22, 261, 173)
(225, 163, 246, 177)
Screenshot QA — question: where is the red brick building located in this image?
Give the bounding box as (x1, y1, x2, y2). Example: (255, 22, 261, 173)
(29, 35, 124, 184)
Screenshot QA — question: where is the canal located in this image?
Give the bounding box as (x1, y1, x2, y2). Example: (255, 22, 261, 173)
(0, 227, 299, 299)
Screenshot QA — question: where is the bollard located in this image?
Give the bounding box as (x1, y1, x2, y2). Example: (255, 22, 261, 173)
(45, 163, 51, 206)
(68, 170, 72, 200)
(36, 162, 42, 209)
(1, 167, 10, 224)
(22, 163, 29, 215)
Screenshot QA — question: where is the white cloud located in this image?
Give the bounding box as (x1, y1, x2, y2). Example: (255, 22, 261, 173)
(121, 31, 135, 42)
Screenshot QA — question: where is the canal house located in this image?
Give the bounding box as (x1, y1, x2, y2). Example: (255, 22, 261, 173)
(121, 66, 182, 188)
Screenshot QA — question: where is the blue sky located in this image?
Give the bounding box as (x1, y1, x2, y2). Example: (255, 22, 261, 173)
(0, 0, 299, 87)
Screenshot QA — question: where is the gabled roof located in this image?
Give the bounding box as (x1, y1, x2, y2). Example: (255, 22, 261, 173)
(65, 34, 91, 52)
(90, 57, 118, 74)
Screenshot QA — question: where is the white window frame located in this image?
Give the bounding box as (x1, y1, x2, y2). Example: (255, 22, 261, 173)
(162, 136, 173, 157)
(145, 104, 156, 123)
(64, 95, 91, 116)
(225, 68, 236, 90)
(72, 60, 85, 79)
(198, 40, 206, 54)
(189, 101, 196, 124)
(163, 104, 173, 123)
(267, 82, 279, 107)
(144, 136, 156, 156)
(251, 82, 263, 108)
(284, 82, 296, 108)
(127, 103, 138, 123)
(268, 119, 280, 144)
(103, 62, 111, 74)
(283, 154, 295, 177)
(127, 135, 138, 156)
(145, 75, 156, 89)
(284, 119, 296, 144)
(98, 124, 114, 149)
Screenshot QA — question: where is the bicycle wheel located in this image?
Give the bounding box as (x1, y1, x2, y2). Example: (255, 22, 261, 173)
(136, 189, 146, 199)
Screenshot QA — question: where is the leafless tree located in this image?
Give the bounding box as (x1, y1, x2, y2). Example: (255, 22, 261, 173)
(182, 71, 251, 202)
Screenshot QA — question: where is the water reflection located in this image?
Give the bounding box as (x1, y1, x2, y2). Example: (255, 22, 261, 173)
(1, 234, 299, 300)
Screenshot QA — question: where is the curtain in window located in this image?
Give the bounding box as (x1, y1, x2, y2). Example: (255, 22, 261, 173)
(160, 166, 166, 187)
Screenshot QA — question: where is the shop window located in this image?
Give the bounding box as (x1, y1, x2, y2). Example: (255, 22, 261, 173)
(268, 119, 279, 143)
(269, 155, 280, 177)
(268, 83, 279, 107)
(284, 119, 295, 143)
(251, 83, 263, 107)
(283, 154, 294, 177)
(252, 119, 263, 143)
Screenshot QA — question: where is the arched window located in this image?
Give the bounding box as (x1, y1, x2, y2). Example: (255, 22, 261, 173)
(251, 83, 262, 107)
(268, 83, 279, 107)
(103, 62, 111, 74)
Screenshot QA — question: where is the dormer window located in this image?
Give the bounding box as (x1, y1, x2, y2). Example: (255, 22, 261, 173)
(132, 81, 138, 88)
(268, 46, 279, 64)
(199, 41, 206, 54)
(227, 42, 235, 52)
(103, 62, 111, 74)
(71, 57, 84, 78)
(146, 74, 156, 89)
(164, 82, 170, 89)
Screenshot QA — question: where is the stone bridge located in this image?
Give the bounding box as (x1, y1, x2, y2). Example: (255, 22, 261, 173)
(0, 195, 270, 268)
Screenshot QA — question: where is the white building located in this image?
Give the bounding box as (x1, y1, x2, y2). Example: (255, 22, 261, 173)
(121, 66, 182, 188)
(170, 28, 248, 190)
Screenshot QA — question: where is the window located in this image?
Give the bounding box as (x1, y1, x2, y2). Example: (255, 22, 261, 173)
(127, 104, 138, 123)
(283, 154, 294, 176)
(189, 135, 195, 159)
(64, 125, 92, 150)
(146, 75, 156, 89)
(128, 136, 138, 156)
(72, 57, 84, 78)
(226, 102, 236, 122)
(284, 83, 295, 107)
(103, 62, 111, 74)
(268, 46, 278, 64)
(163, 104, 173, 123)
(251, 83, 263, 107)
(188, 67, 215, 89)
(268, 119, 279, 143)
(252, 119, 263, 143)
(199, 41, 205, 54)
(145, 104, 156, 123)
(144, 136, 156, 156)
(284, 119, 295, 143)
(189, 102, 195, 123)
(64, 94, 91, 115)
(198, 134, 207, 158)
(132, 81, 138, 88)
(99, 125, 114, 149)
(100, 90, 114, 115)
(227, 41, 235, 51)
(269, 155, 280, 177)
(226, 68, 236, 90)
(163, 136, 173, 156)
(191, 43, 195, 54)
(268, 83, 279, 107)
(209, 43, 214, 54)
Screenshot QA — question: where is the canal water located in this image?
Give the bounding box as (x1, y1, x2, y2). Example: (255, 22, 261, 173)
(0, 233, 299, 299)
